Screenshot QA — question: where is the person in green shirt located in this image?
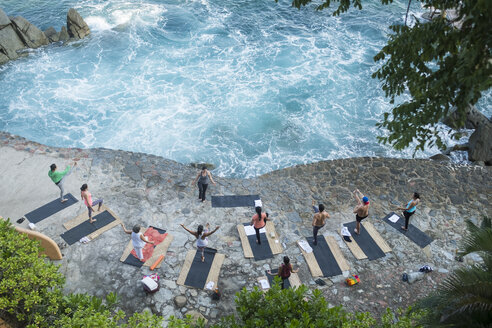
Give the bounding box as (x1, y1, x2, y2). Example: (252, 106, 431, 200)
(48, 162, 76, 202)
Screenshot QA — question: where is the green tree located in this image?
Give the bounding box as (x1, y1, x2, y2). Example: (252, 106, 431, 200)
(414, 217, 492, 326)
(283, 0, 491, 152)
(0, 219, 65, 327)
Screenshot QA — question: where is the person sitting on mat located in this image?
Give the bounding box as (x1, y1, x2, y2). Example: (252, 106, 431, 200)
(80, 183, 103, 224)
(312, 200, 330, 245)
(251, 206, 269, 245)
(121, 223, 155, 261)
(191, 166, 216, 202)
(180, 223, 220, 262)
(48, 162, 76, 202)
(353, 189, 369, 235)
(396, 192, 420, 231)
(267, 256, 299, 289)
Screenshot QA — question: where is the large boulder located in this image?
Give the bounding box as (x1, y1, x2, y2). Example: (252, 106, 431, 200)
(10, 16, 48, 48)
(0, 52, 8, 64)
(468, 123, 492, 165)
(66, 8, 90, 39)
(0, 8, 11, 28)
(44, 26, 59, 43)
(443, 104, 490, 130)
(0, 24, 26, 60)
(59, 26, 69, 42)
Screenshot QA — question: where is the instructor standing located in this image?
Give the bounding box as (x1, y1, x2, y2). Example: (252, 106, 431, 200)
(192, 166, 216, 202)
(48, 162, 76, 202)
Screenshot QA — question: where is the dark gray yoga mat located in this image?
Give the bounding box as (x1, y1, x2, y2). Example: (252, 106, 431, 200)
(343, 221, 386, 260)
(122, 227, 166, 267)
(265, 269, 291, 289)
(24, 193, 78, 223)
(243, 223, 273, 261)
(306, 237, 343, 277)
(184, 248, 217, 288)
(211, 195, 260, 207)
(60, 210, 116, 245)
(383, 212, 433, 248)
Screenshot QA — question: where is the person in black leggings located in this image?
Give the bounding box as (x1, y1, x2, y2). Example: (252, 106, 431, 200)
(192, 166, 216, 202)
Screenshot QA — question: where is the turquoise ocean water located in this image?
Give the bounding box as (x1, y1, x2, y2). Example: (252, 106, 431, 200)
(0, 0, 490, 177)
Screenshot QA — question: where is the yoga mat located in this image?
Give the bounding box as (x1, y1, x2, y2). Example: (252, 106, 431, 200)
(383, 212, 433, 248)
(183, 248, 217, 288)
(121, 227, 167, 268)
(265, 269, 291, 289)
(211, 195, 260, 208)
(343, 221, 386, 260)
(306, 237, 343, 277)
(243, 223, 273, 261)
(60, 210, 116, 245)
(24, 193, 78, 223)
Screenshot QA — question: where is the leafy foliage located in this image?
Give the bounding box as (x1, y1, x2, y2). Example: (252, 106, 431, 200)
(279, 0, 492, 153)
(0, 218, 65, 327)
(414, 217, 492, 326)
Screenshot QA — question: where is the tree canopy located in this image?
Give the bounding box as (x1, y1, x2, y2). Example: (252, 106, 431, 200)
(284, 0, 492, 153)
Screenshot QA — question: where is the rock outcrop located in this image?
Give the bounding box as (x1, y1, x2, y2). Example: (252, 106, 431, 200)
(0, 7, 90, 65)
(468, 123, 492, 165)
(67, 8, 90, 39)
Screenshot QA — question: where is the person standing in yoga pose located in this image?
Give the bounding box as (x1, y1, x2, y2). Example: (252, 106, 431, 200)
(396, 192, 420, 231)
(251, 206, 268, 245)
(121, 223, 155, 261)
(312, 200, 330, 245)
(353, 189, 369, 235)
(192, 166, 216, 202)
(267, 256, 299, 289)
(180, 223, 220, 262)
(48, 162, 76, 202)
(80, 183, 103, 224)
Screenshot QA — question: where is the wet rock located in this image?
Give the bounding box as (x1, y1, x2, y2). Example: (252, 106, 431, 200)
(67, 8, 91, 39)
(0, 8, 10, 28)
(59, 26, 69, 42)
(468, 123, 492, 165)
(44, 26, 59, 42)
(10, 16, 48, 48)
(430, 153, 450, 162)
(0, 24, 25, 60)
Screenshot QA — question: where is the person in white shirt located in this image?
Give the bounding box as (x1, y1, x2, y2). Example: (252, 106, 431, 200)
(121, 223, 154, 261)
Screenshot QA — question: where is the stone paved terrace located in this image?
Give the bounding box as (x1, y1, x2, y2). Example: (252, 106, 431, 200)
(0, 131, 490, 326)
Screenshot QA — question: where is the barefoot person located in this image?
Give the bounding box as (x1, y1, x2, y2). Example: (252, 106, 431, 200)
(192, 166, 216, 202)
(267, 256, 299, 289)
(251, 206, 269, 245)
(180, 223, 220, 262)
(48, 162, 76, 202)
(80, 184, 103, 223)
(312, 200, 330, 245)
(121, 223, 155, 261)
(396, 192, 420, 231)
(353, 189, 369, 235)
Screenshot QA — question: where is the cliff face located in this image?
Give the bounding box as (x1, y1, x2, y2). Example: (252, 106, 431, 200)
(0, 8, 90, 65)
(0, 131, 490, 322)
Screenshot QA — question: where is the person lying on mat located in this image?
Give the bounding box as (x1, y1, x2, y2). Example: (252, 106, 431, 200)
(396, 192, 420, 231)
(121, 223, 155, 261)
(267, 256, 299, 289)
(48, 162, 76, 203)
(191, 166, 216, 202)
(251, 206, 269, 245)
(180, 223, 220, 262)
(353, 189, 369, 235)
(80, 184, 103, 224)
(312, 200, 330, 245)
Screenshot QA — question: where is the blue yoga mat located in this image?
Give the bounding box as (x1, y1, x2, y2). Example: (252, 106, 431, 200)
(184, 248, 217, 288)
(211, 195, 260, 207)
(60, 210, 116, 245)
(305, 237, 343, 277)
(24, 193, 78, 223)
(343, 221, 386, 260)
(243, 223, 273, 261)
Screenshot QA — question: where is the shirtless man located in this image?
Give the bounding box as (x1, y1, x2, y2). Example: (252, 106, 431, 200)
(312, 200, 330, 245)
(353, 189, 369, 235)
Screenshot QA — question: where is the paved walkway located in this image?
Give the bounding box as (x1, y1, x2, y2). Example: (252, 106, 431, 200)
(0, 131, 490, 325)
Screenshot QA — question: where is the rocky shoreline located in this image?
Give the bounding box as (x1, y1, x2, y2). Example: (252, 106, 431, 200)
(0, 131, 490, 326)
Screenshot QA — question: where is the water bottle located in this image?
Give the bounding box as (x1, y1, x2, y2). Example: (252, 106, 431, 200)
(402, 271, 425, 284)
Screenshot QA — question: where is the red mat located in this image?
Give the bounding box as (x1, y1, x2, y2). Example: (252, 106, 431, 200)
(131, 227, 168, 262)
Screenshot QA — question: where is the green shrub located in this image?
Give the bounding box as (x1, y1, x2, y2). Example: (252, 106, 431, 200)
(0, 219, 65, 327)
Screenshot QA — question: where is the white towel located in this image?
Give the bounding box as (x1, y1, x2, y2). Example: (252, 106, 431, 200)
(205, 281, 215, 290)
(28, 222, 36, 230)
(142, 277, 158, 291)
(259, 279, 270, 289)
(244, 225, 266, 236)
(388, 214, 400, 223)
(254, 199, 262, 207)
(341, 227, 351, 237)
(79, 236, 91, 244)
(298, 240, 313, 253)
